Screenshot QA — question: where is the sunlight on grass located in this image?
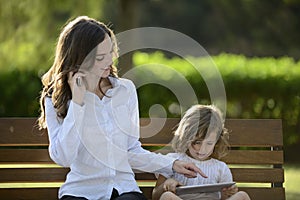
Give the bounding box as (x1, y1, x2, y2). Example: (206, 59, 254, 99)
(284, 163, 300, 200)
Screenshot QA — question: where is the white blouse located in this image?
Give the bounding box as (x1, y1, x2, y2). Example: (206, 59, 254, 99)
(45, 77, 175, 199)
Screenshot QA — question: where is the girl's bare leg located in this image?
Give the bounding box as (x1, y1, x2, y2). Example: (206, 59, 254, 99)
(227, 191, 251, 200)
(159, 191, 182, 200)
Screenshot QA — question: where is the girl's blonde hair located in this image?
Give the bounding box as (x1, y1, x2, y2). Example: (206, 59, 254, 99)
(38, 16, 118, 129)
(171, 105, 230, 159)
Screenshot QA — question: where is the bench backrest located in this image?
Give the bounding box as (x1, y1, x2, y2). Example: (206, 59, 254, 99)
(0, 118, 285, 200)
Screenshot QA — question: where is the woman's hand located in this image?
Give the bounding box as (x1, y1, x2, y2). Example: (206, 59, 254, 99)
(221, 184, 238, 199)
(172, 160, 207, 178)
(68, 71, 87, 106)
(162, 178, 182, 193)
(68, 68, 103, 105)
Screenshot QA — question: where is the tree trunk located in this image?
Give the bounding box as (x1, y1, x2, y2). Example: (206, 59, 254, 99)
(116, 0, 140, 76)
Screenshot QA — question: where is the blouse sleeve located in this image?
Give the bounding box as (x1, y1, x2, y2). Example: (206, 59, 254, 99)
(125, 80, 176, 174)
(45, 97, 85, 167)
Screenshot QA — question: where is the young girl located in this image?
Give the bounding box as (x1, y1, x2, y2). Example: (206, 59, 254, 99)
(38, 16, 205, 200)
(152, 105, 251, 200)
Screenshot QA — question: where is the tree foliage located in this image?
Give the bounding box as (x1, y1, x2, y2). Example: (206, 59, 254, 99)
(133, 0, 300, 59)
(0, 0, 105, 73)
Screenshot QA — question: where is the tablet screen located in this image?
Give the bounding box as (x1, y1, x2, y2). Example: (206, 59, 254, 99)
(176, 182, 235, 195)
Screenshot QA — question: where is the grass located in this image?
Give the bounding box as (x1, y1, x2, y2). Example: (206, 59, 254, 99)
(284, 163, 300, 200)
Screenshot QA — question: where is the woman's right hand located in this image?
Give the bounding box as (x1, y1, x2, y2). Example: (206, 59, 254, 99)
(68, 71, 87, 106)
(172, 160, 207, 178)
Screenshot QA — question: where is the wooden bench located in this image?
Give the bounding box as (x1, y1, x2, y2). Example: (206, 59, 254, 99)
(0, 118, 285, 200)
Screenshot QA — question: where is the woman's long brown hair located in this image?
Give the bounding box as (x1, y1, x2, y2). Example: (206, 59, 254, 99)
(38, 16, 118, 129)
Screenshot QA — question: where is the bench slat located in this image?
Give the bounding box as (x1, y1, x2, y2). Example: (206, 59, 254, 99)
(221, 150, 284, 164)
(225, 119, 283, 146)
(0, 118, 48, 146)
(0, 168, 69, 182)
(150, 149, 284, 165)
(0, 118, 283, 147)
(0, 149, 52, 163)
(0, 149, 283, 165)
(239, 187, 285, 200)
(135, 168, 285, 183)
(230, 168, 284, 183)
(140, 119, 283, 146)
(0, 187, 285, 200)
(0, 168, 284, 183)
(0, 188, 59, 200)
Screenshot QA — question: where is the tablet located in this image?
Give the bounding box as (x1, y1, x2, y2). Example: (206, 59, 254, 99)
(176, 182, 236, 195)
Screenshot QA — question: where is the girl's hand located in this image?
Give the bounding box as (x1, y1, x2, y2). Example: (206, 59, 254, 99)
(221, 184, 238, 199)
(163, 178, 182, 193)
(68, 71, 87, 106)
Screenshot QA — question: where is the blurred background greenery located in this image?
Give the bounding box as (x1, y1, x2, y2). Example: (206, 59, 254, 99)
(1, 0, 300, 199)
(1, 0, 300, 159)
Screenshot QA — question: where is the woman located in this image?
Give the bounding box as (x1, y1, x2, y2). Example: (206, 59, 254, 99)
(38, 16, 205, 200)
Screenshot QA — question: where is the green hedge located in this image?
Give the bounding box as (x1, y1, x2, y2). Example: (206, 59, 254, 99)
(0, 52, 299, 147)
(0, 68, 42, 117)
(133, 52, 300, 146)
